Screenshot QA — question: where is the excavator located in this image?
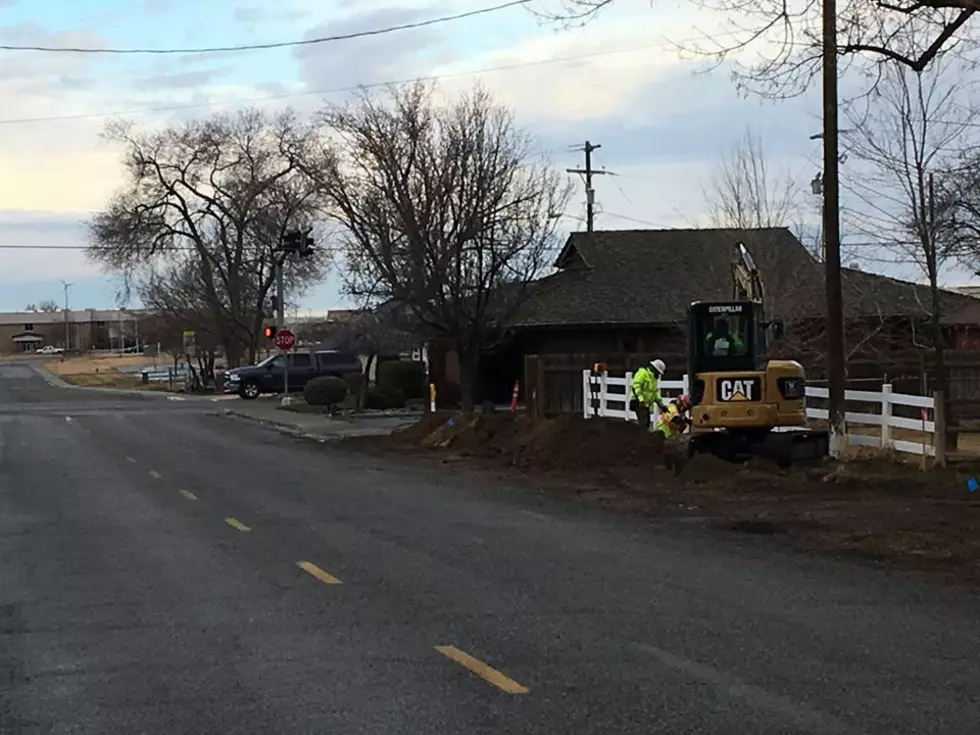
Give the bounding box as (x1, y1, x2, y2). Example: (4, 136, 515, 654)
(684, 242, 829, 466)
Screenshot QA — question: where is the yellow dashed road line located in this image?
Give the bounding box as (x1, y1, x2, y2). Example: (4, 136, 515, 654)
(296, 561, 342, 585)
(225, 517, 251, 532)
(435, 645, 529, 694)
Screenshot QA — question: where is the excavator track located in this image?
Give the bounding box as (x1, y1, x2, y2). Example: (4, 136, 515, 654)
(688, 429, 830, 468)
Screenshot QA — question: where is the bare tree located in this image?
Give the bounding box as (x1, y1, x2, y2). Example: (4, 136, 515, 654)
(318, 81, 572, 411)
(841, 53, 980, 393)
(138, 262, 224, 388)
(533, 0, 979, 97)
(705, 129, 802, 230)
(37, 299, 60, 313)
(87, 108, 332, 367)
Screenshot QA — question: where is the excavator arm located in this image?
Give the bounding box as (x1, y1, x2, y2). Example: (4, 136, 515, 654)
(731, 242, 765, 303)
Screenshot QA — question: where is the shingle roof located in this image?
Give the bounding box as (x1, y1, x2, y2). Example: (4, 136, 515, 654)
(511, 227, 976, 328)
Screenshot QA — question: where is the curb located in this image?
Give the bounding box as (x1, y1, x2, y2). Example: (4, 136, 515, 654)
(220, 408, 397, 443)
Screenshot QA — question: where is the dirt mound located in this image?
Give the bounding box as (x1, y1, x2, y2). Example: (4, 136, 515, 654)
(388, 412, 667, 474)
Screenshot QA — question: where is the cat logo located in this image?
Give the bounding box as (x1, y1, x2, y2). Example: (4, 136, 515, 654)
(717, 377, 761, 402)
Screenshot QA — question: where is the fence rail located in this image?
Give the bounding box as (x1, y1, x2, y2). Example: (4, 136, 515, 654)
(582, 370, 939, 458)
(139, 367, 189, 383)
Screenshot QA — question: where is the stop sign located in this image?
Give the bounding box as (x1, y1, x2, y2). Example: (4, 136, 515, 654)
(274, 328, 295, 351)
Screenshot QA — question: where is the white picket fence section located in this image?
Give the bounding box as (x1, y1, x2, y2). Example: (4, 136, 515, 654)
(582, 370, 936, 457)
(581, 371, 689, 427)
(804, 384, 935, 457)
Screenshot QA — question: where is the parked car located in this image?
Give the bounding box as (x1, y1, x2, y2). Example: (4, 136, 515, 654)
(224, 349, 362, 399)
(35, 346, 64, 355)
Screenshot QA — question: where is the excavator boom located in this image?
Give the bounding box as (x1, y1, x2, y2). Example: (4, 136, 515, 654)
(732, 242, 765, 304)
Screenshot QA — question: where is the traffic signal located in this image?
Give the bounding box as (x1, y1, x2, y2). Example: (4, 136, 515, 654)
(282, 231, 301, 253)
(299, 235, 315, 258)
(263, 325, 276, 339)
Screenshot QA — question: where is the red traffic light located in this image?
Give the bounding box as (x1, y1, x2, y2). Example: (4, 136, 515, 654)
(263, 325, 276, 339)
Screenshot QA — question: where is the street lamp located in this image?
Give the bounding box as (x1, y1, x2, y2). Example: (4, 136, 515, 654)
(60, 280, 72, 351)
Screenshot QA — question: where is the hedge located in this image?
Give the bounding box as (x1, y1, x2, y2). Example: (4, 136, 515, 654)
(303, 375, 348, 407)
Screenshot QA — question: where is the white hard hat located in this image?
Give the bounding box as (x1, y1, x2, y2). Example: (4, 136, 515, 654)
(650, 359, 666, 375)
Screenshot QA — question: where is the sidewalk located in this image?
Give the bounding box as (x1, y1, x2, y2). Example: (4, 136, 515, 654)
(220, 401, 420, 440)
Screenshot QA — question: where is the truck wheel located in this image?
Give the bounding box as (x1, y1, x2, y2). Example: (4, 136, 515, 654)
(239, 382, 260, 400)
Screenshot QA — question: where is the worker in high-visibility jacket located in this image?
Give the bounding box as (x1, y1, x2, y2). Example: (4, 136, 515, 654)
(631, 359, 668, 433)
(705, 317, 745, 357)
(656, 394, 692, 438)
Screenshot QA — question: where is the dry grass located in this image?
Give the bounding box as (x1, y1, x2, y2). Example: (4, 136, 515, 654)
(58, 373, 171, 391)
(46, 354, 158, 376)
(845, 423, 980, 454)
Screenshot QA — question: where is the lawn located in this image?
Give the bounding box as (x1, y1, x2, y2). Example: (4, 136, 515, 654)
(45, 354, 161, 376)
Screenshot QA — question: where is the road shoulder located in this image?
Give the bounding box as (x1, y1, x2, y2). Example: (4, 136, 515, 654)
(220, 400, 419, 441)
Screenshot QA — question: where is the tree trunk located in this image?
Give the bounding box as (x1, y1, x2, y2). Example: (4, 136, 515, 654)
(224, 339, 244, 369)
(359, 353, 376, 410)
(457, 341, 480, 412)
(929, 272, 947, 397)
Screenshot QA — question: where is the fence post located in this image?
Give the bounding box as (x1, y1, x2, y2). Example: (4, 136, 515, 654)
(934, 390, 947, 467)
(880, 383, 892, 449)
(582, 370, 591, 419)
(534, 357, 545, 420)
(599, 372, 608, 417)
(682, 373, 689, 396)
(624, 371, 634, 421)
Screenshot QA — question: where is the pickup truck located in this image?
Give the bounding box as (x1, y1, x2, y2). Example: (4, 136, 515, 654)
(224, 349, 362, 399)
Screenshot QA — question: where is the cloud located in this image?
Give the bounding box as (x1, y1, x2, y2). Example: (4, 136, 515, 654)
(140, 0, 172, 16)
(233, 5, 307, 24)
(0, 211, 103, 283)
(130, 67, 235, 92)
(293, 5, 452, 91)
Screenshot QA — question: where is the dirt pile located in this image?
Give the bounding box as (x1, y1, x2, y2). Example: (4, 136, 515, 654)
(387, 412, 669, 474)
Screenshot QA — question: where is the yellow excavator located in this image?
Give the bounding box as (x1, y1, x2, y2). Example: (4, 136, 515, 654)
(685, 242, 829, 465)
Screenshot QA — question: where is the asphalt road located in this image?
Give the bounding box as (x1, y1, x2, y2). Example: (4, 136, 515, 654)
(1, 362, 978, 733)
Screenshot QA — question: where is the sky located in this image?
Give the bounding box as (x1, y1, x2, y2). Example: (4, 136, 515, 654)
(0, 0, 974, 312)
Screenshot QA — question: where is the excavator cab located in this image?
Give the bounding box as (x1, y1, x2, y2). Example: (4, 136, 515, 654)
(684, 243, 828, 465)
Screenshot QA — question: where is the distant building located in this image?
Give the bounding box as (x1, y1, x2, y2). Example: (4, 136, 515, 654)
(948, 285, 980, 299)
(0, 308, 142, 353)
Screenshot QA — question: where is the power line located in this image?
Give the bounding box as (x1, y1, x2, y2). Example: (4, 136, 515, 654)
(601, 212, 671, 228)
(0, 244, 345, 252)
(0, 40, 688, 126)
(0, 0, 530, 55)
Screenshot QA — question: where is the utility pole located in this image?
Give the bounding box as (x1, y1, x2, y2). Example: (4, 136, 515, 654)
(927, 172, 947, 401)
(822, 0, 846, 459)
(275, 253, 287, 400)
(61, 280, 72, 351)
(567, 141, 610, 232)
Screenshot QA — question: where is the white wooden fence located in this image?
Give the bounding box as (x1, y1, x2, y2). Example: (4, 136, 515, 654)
(582, 370, 938, 457)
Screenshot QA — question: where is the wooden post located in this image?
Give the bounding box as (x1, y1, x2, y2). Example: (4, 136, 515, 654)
(945, 393, 959, 451)
(599, 372, 608, 417)
(524, 355, 537, 420)
(934, 389, 947, 467)
(880, 383, 892, 449)
(534, 356, 546, 420)
(624, 371, 634, 422)
(582, 370, 591, 419)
